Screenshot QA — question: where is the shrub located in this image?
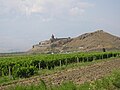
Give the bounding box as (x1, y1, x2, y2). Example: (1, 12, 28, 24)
(13, 66, 37, 78)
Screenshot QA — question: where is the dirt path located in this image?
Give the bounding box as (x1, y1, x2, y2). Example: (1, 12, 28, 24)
(0, 58, 120, 90)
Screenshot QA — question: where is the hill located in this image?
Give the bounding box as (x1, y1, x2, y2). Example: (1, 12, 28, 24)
(28, 30, 120, 53)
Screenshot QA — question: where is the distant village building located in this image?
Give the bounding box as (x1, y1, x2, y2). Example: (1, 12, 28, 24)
(50, 34, 71, 43)
(32, 34, 72, 51)
(51, 34, 55, 40)
(50, 34, 55, 43)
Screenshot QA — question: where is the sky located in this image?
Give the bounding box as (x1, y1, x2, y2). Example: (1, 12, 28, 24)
(0, 0, 120, 53)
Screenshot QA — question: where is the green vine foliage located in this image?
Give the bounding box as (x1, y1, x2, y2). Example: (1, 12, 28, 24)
(0, 52, 119, 78)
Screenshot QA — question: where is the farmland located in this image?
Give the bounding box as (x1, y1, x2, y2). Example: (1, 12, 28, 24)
(0, 52, 119, 78)
(7, 70, 120, 90)
(0, 51, 120, 90)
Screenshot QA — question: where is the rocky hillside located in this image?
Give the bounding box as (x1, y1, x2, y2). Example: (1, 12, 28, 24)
(28, 30, 120, 53)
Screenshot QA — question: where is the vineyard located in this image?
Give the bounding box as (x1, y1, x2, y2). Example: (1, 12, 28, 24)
(0, 52, 120, 78)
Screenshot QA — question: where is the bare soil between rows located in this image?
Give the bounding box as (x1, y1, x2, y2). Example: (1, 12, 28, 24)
(0, 58, 120, 90)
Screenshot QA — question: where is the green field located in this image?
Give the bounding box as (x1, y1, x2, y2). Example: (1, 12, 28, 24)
(0, 52, 120, 79)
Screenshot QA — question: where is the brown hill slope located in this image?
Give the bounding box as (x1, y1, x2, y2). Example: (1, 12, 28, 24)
(65, 30, 120, 52)
(28, 30, 120, 53)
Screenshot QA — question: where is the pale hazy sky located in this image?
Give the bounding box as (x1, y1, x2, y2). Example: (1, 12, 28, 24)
(0, 0, 120, 52)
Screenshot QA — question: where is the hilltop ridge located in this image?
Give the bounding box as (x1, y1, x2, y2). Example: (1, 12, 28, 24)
(28, 30, 120, 53)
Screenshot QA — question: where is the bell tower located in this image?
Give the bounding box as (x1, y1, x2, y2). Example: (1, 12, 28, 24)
(51, 34, 55, 40)
(50, 34, 55, 43)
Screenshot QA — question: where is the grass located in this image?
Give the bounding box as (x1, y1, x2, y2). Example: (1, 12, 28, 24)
(0, 57, 119, 86)
(0, 76, 14, 84)
(7, 70, 120, 90)
(8, 80, 77, 90)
